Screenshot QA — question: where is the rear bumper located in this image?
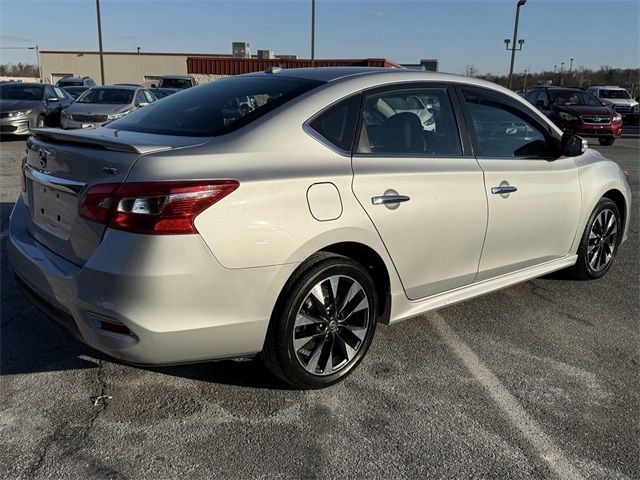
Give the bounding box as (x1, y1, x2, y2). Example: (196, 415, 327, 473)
(8, 196, 296, 365)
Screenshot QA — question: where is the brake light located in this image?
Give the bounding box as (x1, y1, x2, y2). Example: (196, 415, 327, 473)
(79, 180, 239, 234)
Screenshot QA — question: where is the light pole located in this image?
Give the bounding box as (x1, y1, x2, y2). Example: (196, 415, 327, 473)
(569, 58, 574, 74)
(523, 69, 529, 91)
(506, 0, 527, 89)
(96, 0, 105, 85)
(560, 61, 565, 86)
(28, 45, 41, 82)
(311, 0, 316, 66)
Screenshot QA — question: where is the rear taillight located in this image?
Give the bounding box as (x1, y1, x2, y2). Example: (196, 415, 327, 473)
(79, 180, 239, 234)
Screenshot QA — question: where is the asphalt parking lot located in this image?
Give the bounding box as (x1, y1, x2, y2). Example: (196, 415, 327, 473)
(1, 135, 638, 479)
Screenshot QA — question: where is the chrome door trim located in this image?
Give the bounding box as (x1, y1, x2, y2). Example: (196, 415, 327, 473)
(24, 164, 86, 195)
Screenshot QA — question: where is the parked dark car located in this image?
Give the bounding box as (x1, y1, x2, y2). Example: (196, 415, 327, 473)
(56, 76, 97, 87)
(149, 87, 179, 99)
(0, 83, 74, 134)
(524, 87, 622, 146)
(62, 86, 90, 100)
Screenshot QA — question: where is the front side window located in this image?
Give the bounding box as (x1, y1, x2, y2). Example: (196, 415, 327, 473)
(463, 89, 551, 158)
(107, 76, 323, 137)
(357, 87, 462, 156)
(143, 90, 155, 103)
(53, 87, 67, 99)
(309, 95, 360, 152)
(135, 90, 147, 105)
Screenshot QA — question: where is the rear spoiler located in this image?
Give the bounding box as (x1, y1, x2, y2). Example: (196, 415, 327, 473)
(31, 128, 173, 155)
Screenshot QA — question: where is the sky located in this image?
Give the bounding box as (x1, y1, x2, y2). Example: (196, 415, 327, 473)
(1, 0, 638, 76)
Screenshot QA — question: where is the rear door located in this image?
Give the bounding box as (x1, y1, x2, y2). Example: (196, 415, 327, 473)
(351, 83, 487, 300)
(458, 86, 581, 280)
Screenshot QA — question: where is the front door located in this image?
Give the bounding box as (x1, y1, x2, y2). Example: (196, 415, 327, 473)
(352, 84, 487, 300)
(459, 87, 582, 281)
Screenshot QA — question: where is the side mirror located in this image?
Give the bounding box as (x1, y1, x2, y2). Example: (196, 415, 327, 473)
(46, 96, 59, 103)
(561, 133, 587, 157)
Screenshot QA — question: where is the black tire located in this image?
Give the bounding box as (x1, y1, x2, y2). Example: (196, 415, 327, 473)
(598, 137, 615, 146)
(261, 253, 378, 389)
(568, 198, 621, 280)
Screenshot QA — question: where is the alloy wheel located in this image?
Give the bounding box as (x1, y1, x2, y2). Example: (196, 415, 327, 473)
(588, 208, 618, 272)
(293, 275, 370, 376)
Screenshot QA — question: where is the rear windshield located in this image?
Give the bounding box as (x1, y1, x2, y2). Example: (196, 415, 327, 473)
(107, 76, 324, 137)
(159, 78, 193, 89)
(78, 88, 134, 104)
(58, 80, 83, 87)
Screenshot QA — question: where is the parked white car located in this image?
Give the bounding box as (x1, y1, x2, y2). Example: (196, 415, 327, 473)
(587, 85, 639, 122)
(10, 68, 631, 388)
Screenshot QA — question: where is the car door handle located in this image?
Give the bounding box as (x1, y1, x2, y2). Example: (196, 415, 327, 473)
(371, 194, 411, 205)
(491, 185, 518, 195)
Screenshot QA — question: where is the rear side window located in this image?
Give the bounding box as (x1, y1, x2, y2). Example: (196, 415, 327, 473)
(309, 95, 360, 152)
(108, 76, 323, 137)
(357, 87, 462, 156)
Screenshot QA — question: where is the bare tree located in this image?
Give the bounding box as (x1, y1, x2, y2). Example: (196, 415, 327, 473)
(465, 64, 479, 77)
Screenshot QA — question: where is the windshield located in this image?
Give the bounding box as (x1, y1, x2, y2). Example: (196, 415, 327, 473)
(77, 88, 134, 104)
(549, 90, 601, 107)
(160, 78, 193, 89)
(0, 85, 43, 101)
(107, 76, 323, 136)
(599, 89, 631, 99)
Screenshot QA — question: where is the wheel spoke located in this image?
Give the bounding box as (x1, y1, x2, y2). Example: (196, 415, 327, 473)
(322, 334, 335, 375)
(338, 281, 360, 313)
(335, 332, 357, 362)
(328, 276, 340, 311)
(341, 323, 367, 342)
(295, 312, 323, 327)
(342, 296, 368, 321)
(305, 336, 326, 373)
(294, 331, 324, 351)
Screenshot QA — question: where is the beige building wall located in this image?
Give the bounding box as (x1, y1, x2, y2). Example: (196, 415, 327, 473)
(40, 52, 190, 85)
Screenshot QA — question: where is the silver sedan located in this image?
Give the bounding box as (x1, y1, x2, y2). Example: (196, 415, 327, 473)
(9, 68, 631, 389)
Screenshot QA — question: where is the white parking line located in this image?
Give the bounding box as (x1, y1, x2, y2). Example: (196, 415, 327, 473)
(431, 313, 584, 480)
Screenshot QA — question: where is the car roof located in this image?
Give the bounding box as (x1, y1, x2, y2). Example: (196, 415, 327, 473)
(92, 85, 139, 90)
(590, 85, 625, 89)
(243, 66, 510, 86)
(161, 75, 192, 79)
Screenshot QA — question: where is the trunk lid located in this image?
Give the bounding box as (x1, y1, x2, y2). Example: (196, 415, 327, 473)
(22, 127, 209, 265)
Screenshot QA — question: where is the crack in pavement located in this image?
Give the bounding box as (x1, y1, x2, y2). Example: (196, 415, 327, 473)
(26, 359, 110, 479)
